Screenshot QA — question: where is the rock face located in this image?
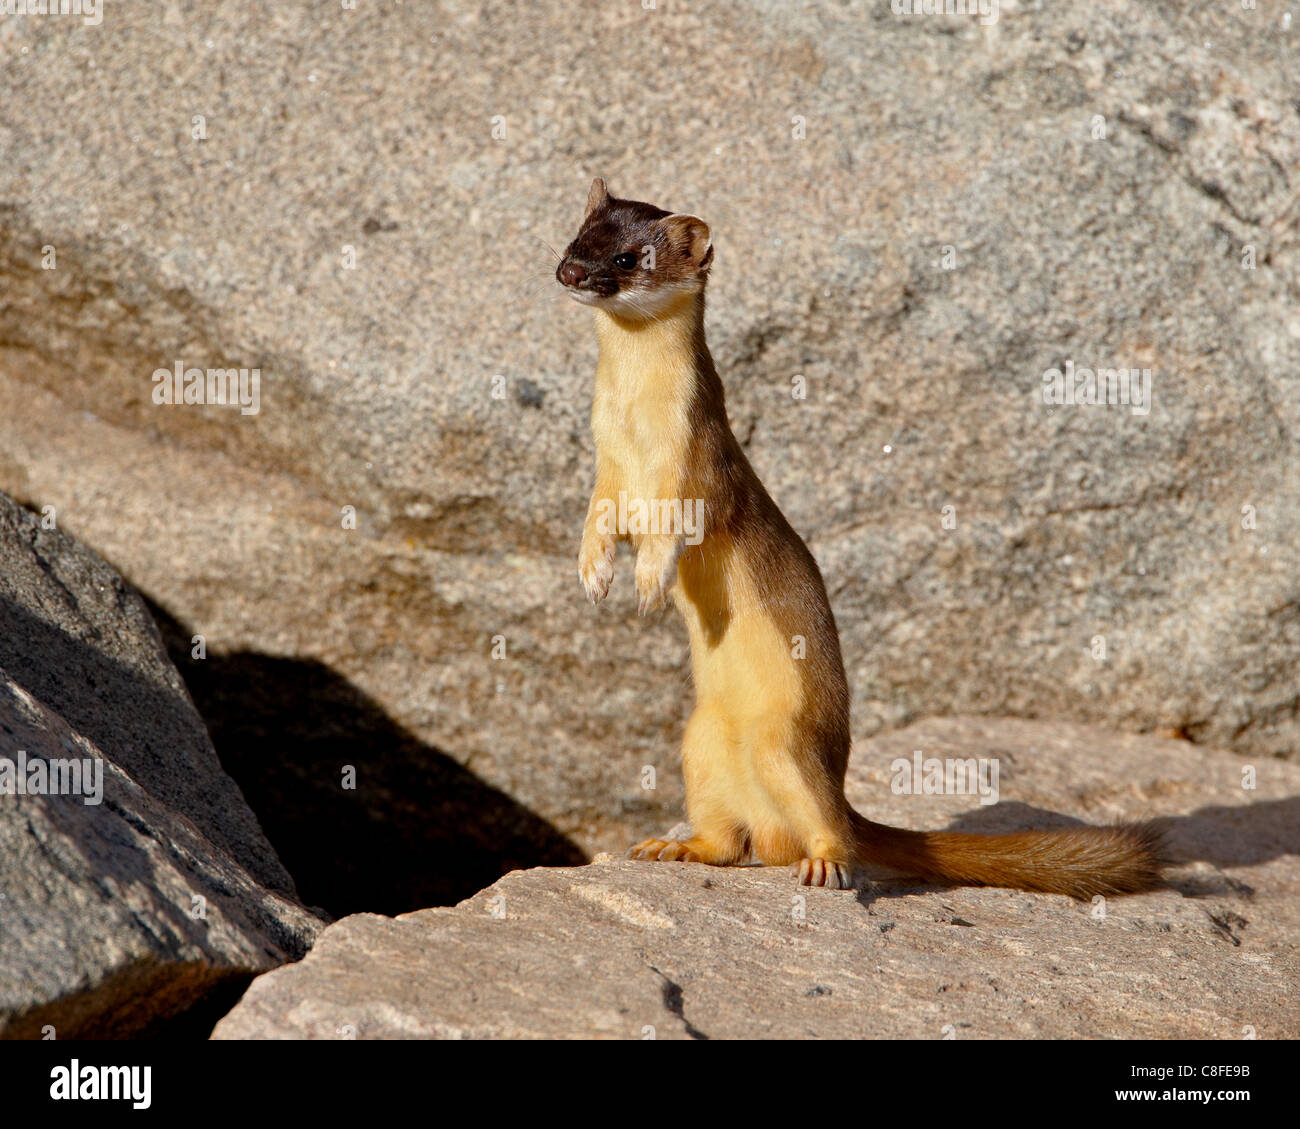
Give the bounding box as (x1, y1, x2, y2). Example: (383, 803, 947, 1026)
(0, 493, 321, 1039)
(1, 1, 1297, 891)
(213, 718, 1300, 1040)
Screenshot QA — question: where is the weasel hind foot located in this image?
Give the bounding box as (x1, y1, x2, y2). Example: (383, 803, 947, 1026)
(627, 838, 700, 863)
(791, 857, 854, 890)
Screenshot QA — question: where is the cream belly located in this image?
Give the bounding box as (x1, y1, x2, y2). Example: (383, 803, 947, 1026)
(591, 307, 693, 513)
(673, 551, 833, 858)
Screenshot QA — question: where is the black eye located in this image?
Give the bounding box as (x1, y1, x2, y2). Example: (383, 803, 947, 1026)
(613, 253, 638, 270)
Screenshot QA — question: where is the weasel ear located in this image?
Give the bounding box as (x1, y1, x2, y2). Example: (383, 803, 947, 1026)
(585, 177, 610, 220)
(661, 213, 713, 268)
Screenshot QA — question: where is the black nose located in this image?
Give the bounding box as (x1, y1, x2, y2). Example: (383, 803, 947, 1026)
(558, 261, 587, 287)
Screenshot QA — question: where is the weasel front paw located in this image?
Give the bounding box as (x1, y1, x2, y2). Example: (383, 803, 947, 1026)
(627, 839, 700, 863)
(578, 534, 616, 604)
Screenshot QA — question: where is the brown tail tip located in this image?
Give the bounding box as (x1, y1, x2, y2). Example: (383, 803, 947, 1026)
(942, 819, 1170, 899)
(858, 816, 1171, 899)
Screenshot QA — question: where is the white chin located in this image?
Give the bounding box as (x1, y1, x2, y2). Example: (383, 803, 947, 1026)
(572, 285, 695, 320)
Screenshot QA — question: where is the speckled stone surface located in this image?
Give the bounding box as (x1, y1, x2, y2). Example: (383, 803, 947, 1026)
(214, 718, 1299, 1039)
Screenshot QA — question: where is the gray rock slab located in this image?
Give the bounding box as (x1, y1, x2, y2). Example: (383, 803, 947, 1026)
(0, 493, 321, 1038)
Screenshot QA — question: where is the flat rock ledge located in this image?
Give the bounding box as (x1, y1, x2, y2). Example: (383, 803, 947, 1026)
(214, 719, 1299, 1040)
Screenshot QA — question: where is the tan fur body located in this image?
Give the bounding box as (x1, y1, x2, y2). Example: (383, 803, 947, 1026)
(563, 182, 1164, 897)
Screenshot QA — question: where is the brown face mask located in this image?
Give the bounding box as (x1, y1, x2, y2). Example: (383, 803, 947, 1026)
(556, 178, 712, 320)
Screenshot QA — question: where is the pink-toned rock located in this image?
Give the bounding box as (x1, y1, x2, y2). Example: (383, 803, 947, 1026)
(214, 719, 1299, 1040)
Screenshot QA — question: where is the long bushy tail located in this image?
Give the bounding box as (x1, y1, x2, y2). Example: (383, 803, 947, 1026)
(851, 812, 1166, 898)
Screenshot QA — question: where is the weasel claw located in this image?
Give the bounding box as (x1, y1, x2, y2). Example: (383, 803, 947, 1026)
(791, 857, 853, 890)
(627, 838, 700, 863)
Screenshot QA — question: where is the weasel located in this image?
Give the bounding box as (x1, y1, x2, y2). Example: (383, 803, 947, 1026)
(558, 178, 1164, 896)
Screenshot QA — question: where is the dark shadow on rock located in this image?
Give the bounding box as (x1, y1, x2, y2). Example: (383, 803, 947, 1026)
(1158, 795, 1300, 868)
(144, 598, 588, 919)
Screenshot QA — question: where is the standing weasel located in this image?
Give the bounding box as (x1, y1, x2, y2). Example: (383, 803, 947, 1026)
(558, 178, 1163, 896)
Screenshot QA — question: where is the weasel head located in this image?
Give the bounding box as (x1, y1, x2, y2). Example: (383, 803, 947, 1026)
(556, 177, 713, 322)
